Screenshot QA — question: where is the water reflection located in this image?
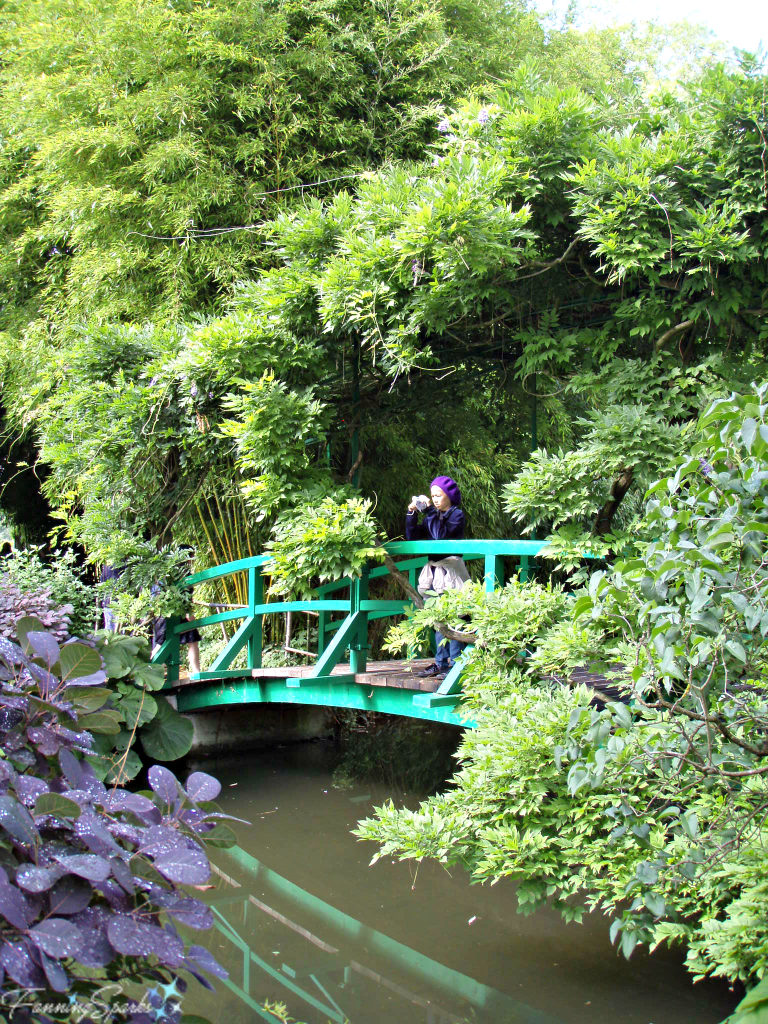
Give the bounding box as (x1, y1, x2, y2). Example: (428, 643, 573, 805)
(207, 846, 559, 1024)
(186, 744, 737, 1024)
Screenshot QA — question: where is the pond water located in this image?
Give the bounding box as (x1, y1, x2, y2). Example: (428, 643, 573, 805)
(186, 740, 738, 1024)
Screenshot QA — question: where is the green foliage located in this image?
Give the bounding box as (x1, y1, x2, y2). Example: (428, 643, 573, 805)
(10, 59, 766, 594)
(0, 0, 535, 340)
(265, 495, 384, 597)
(220, 372, 333, 521)
(503, 404, 689, 534)
(83, 630, 191, 781)
(1, 547, 93, 636)
(359, 385, 768, 987)
(384, 578, 569, 661)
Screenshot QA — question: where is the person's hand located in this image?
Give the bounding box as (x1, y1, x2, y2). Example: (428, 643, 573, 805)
(407, 500, 418, 513)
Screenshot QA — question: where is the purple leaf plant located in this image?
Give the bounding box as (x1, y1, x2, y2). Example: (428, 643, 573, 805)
(0, 620, 240, 1023)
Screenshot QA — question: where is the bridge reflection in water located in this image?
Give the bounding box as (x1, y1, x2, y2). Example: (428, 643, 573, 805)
(205, 845, 560, 1024)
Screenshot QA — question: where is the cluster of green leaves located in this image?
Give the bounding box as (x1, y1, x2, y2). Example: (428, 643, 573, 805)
(6, 55, 767, 629)
(265, 495, 384, 597)
(0, 0, 536, 340)
(384, 578, 569, 659)
(358, 385, 768, 988)
(88, 632, 194, 781)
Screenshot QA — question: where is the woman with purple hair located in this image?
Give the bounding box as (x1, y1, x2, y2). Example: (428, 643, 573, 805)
(406, 475, 469, 679)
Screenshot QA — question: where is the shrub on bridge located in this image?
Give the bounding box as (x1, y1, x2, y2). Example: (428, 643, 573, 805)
(265, 495, 385, 598)
(0, 619, 237, 1020)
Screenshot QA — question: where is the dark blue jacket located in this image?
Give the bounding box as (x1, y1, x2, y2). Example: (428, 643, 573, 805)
(405, 505, 465, 560)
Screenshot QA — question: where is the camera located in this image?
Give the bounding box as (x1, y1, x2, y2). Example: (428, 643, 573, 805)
(411, 494, 430, 512)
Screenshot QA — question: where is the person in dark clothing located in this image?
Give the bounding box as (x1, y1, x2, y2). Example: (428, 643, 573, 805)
(406, 475, 469, 679)
(150, 548, 201, 675)
(99, 564, 124, 632)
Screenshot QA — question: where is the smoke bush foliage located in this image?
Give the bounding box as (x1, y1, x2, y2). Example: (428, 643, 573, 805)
(358, 385, 768, 987)
(1, 548, 93, 638)
(0, 618, 235, 1020)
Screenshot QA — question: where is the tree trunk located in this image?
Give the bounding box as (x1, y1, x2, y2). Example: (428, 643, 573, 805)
(593, 466, 634, 536)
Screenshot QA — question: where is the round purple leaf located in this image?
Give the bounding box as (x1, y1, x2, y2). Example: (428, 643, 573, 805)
(71, 907, 114, 968)
(16, 864, 64, 893)
(147, 765, 179, 805)
(14, 774, 50, 807)
(0, 880, 33, 928)
(0, 940, 46, 987)
(0, 795, 40, 845)
(154, 847, 210, 886)
(58, 748, 83, 790)
(40, 949, 70, 992)
(107, 915, 183, 965)
(54, 854, 111, 882)
(26, 631, 61, 667)
(110, 857, 136, 895)
(106, 820, 144, 846)
(27, 726, 60, 756)
(139, 824, 187, 858)
(166, 897, 213, 931)
(48, 875, 93, 916)
(75, 810, 122, 857)
(187, 944, 228, 979)
(29, 918, 83, 959)
(184, 772, 221, 803)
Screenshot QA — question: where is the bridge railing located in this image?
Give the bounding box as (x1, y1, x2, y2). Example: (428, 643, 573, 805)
(152, 539, 549, 705)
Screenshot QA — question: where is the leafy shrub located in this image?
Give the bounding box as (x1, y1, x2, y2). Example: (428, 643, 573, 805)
(88, 632, 194, 783)
(359, 384, 768, 988)
(265, 495, 385, 598)
(2, 547, 93, 637)
(0, 618, 238, 1019)
(0, 581, 74, 643)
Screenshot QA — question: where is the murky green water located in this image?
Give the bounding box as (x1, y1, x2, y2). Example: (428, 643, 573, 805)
(187, 741, 738, 1024)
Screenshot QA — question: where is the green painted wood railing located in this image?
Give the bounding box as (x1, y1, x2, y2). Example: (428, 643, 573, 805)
(152, 539, 550, 707)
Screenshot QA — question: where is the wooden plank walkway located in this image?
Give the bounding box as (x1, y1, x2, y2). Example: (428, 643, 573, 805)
(176, 659, 443, 692)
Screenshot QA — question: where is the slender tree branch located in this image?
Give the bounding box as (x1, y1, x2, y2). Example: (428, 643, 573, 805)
(654, 319, 694, 353)
(515, 238, 579, 281)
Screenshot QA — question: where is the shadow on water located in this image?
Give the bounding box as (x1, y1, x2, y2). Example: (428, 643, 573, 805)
(185, 737, 739, 1024)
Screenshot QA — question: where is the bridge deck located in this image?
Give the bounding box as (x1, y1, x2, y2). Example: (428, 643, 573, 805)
(176, 658, 444, 692)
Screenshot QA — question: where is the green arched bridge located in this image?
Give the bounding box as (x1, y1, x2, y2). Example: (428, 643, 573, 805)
(152, 539, 549, 727)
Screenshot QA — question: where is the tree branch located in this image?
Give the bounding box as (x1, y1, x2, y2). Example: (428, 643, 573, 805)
(593, 466, 634, 536)
(654, 319, 694, 353)
(515, 238, 579, 282)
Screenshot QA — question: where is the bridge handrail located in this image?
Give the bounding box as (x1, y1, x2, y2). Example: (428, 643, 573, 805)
(153, 537, 552, 691)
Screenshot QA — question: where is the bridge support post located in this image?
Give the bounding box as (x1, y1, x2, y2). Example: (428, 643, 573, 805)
(349, 567, 369, 675)
(247, 566, 263, 669)
(484, 554, 503, 593)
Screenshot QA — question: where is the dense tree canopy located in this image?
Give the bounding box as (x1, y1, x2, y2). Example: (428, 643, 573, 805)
(13, 58, 764, 605)
(0, 0, 537, 340)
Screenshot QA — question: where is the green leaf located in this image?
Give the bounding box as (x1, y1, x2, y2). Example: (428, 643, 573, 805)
(119, 692, 158, 730)
(725, 640, 747, 663)
(105, 749, 143, 784)
(59, 643, 103, 681)
(63, 687, 113, 713)
(79, 710, 123, 735)
(34, 793, 82, 821)
(741, 417, 758, 453)
(132, 661, 166, 691)
(15, 616, 47, 656)
(139, 697, 194, 762)
(201, 823, 238, 849)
